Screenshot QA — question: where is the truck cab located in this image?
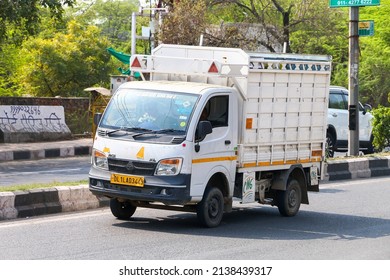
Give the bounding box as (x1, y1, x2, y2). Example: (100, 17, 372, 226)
(90, 81, 240, 227)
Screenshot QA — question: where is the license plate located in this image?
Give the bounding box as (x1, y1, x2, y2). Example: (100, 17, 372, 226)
(110, 173, 144, 187)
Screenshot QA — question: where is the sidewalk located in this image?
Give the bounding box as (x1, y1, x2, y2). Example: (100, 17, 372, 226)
(0, 137, 93, 162)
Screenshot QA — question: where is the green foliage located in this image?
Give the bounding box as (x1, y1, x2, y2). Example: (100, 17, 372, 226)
(14, 21, 113, 97)
(371, 106, 390, 151)
(0, 0, 389, 105)
(71, 0, 138, 50)
(67, 109, 91, 135)
(359, 1, 390, 107)
(0, 0, 76, 44)
(0, 44, 24, 96)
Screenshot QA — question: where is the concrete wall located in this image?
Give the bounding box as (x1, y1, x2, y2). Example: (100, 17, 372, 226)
(0, 105, 71, 143)
(0, 96, 90, 136)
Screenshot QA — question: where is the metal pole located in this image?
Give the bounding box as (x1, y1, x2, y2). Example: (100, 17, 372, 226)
(131, 12, 136, 55)
(348, 7, 360, 156)
(150, 9, 155, 51)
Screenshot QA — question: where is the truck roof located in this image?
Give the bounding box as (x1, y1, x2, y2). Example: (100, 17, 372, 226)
(117, 80, 230, 95)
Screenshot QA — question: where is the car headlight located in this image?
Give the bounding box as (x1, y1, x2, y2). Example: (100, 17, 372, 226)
(93, 149, 108, 170)
(155, 158, 182, 176)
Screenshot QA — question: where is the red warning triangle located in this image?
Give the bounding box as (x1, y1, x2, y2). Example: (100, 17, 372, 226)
(208, 62, 218, 73)
(131, 57, 141, 68)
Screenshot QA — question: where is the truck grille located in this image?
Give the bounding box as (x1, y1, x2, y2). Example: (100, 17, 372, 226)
(108, 158, 157, 176)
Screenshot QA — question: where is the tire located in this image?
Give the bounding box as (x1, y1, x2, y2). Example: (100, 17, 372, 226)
(326, 132, 335, 158)
(365, 135, 376, 154)
(110, 199, 137, 220)
(276, 179, 302, 217)
(197, 187, 224, 228)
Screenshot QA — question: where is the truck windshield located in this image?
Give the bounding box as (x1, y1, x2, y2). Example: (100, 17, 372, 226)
(99, 88, 198, 134)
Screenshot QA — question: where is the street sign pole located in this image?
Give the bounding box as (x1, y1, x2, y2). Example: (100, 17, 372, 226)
(348, 7, 360, 156)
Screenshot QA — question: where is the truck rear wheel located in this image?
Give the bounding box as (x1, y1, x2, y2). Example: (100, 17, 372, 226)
(110, 198, 137, 220)
(197, 187, 224, 228)
(276, 179, 301, 217)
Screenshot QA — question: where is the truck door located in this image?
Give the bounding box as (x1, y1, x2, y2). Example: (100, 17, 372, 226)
(190, 93, 237, 198)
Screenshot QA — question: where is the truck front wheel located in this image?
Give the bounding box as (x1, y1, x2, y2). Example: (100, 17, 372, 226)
(110, 198, 137, 220)
(276, 179, 302, 217)
(197, 187, 224, 228)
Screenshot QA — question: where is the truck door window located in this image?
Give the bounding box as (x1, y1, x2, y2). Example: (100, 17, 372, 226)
(206, 95, 229, 128)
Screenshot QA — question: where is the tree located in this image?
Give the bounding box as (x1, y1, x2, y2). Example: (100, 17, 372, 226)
(157, 0, 208, 45)
(371, 106, 390, 151)
(72, 0, 138, 47)
(15, 21, 113, 97)
(209, 0, 345, 53)
(0, 0, 75, 44)
(359, 2, 390, 107)
(0, 44, 23, 96)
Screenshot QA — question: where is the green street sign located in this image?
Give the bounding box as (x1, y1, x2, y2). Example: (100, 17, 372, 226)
(330, 0, 380, 7)
(359, 20, 374, 36)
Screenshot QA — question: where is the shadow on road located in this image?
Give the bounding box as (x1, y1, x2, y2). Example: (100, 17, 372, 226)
(112, 205, 390, 241)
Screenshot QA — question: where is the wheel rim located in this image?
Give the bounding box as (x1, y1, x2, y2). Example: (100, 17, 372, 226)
(326, 135, 334, 157)
(208, 196, 221, 218)
(288, 189, 298, 208)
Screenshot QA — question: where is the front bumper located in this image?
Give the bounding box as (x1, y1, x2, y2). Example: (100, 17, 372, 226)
(89, 167, 192, 205)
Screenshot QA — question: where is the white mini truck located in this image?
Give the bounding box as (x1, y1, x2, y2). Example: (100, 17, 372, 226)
(89, 44, 331, 227)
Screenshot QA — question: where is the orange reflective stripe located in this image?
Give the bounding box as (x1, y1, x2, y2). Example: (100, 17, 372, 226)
(192, 156, 237, 164)
(242, 158, 321, 168)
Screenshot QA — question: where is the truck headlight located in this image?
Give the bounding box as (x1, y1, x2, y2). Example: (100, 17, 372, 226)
(155, 158, 182, 176)
(93, 149, 108, 170)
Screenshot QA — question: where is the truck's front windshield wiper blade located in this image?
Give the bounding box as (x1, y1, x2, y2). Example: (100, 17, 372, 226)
(106, 127, 132, 135)
(106, 127, 153, 136)
(128, 127, 153, 132)
(151, 129, 183, 134)
(131, 128, 184, 138)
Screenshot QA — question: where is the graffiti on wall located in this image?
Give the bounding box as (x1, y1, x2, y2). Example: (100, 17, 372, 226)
(0, 105, 71, 134)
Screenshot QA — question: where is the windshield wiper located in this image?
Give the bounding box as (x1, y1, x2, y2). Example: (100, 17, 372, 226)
(106, 127, 153, 136)
(128, 127, 153, 132)
(131, 128, 184, 138)
(151, 129, 183, 134)
(106, 127, 131, 135)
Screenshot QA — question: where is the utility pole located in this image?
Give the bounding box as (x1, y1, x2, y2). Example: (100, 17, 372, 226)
(348, 7, 360, 156)
(131, 7, 168, 55)
(330, 0, 380, 156)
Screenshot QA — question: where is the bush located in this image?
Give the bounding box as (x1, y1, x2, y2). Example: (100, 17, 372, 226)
(371, 106, 390, 151)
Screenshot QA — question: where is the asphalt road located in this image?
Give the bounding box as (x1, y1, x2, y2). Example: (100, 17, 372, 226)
(0, 156, 90, 187)
(0, 176, 389, 260)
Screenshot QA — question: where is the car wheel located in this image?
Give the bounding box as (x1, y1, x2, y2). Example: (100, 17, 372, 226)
(365, 135, 376, 154)
(326, 132, 335, 158)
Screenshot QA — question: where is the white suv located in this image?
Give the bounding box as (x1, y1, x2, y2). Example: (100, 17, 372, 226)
(327, 86, 374, 157)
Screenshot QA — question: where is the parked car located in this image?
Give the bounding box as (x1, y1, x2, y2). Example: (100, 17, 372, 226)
(326, 86, 374, 157)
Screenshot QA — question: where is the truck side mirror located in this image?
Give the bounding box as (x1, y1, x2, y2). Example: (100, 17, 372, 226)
(196, 121, 212, 141)
(195, 121, 212, 152)
(94, 113, 102, 126)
